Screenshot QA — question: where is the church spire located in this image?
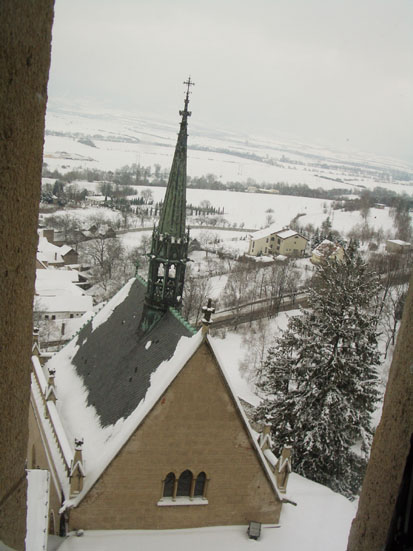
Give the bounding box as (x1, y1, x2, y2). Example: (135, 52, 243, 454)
(158, 77, 193, 237)
(140, 78, 194, 333)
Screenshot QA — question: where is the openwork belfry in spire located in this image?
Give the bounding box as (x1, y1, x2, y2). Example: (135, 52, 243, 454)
(140, 78, 194, 332)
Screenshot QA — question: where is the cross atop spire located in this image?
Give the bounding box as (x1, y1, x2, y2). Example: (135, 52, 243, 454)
(179, 76, 195, 124)
(184, 76, 195, 91)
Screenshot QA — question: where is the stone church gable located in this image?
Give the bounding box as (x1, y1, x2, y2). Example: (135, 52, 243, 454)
(68, 339, 282, 530)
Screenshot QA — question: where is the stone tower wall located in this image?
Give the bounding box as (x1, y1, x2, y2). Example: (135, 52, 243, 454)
(0, 2, 54, 548)
(347, 274, 413, 550)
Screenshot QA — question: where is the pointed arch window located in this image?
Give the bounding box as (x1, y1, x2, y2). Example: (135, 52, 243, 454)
(177, 469, 192, 496)
(158, 469, 209, 506)
(194, 471, 206, 497)
(163, 472, 175, 498)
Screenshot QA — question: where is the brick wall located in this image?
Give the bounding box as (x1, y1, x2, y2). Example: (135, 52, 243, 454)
(69, 341, 281, 530)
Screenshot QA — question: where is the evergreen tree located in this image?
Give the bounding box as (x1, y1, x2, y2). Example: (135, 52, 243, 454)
(255, 246, 381, 498)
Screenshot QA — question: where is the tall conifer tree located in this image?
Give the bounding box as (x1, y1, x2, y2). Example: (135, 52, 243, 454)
(256, 246, 381, 497)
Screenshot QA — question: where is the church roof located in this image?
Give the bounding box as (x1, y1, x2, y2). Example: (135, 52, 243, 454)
(31, 277, 292, 513)
(50, 277, 195, 427)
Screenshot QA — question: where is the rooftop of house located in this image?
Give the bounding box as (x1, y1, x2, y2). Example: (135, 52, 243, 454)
(312, 239, 343, 258)
(60, 244, 76, 256)
(34, 294, 93, 313)
(37, 235, 72, 264)
(35, 268, 84, 297)
(250, 224, 304, 241)
(386, 239, 411, 246)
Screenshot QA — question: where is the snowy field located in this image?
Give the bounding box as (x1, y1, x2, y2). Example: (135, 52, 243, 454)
(50, 473, 357, 551)
(49, 183, 401, 236)
(44, 101, 413, 195)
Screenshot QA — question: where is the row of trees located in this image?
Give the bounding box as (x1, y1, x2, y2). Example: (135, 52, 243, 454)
(44, 162, 413, 209)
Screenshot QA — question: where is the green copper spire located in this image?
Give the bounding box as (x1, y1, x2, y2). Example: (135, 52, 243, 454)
(139, 78, 194, 333)
(158, 77, 193, 237)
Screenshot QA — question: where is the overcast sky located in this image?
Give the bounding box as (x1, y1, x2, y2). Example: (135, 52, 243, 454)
(48, 0, 413, 162)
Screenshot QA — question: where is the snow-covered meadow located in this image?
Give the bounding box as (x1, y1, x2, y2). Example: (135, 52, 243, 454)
(48, 182, 400, 238)
(44, 101, 413, 197)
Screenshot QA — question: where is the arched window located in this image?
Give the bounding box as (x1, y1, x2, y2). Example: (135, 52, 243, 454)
(163, 472, 175, 497)
(194, 471, 206, 497)
(177, 469, 192, 497)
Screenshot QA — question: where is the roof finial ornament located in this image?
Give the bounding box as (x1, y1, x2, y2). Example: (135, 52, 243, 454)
(201, 298, 215, 335)
(180, 76, 195, 117)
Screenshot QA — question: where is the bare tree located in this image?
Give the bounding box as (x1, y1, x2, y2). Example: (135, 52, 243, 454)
(81, 236, 126, 295)
(141, 188, 154, 204)
(182, 264, 212, 325)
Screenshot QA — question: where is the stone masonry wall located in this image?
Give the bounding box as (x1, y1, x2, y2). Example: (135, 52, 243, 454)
(347, 274, 413, 550)
(0, 3, 54, 548)
(69, 341, 281, 530)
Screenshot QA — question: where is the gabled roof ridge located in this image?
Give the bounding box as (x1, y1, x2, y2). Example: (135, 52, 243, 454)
(169, 306, 197, 335)
(205, 334, 288, 504)
(135, 273, 147, 286)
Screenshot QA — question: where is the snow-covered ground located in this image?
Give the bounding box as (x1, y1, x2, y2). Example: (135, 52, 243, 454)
(44, 101, 413, 195)
(52, 472, 357, 550)
(55, 183, 400, 236)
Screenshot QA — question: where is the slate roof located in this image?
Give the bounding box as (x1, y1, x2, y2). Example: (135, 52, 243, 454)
(71, 277, 194, 426)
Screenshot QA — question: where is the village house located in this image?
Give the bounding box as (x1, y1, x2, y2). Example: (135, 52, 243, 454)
(248, 224, 308, 257)
(38, 233, 79, 266)
(34, 266, 94, 350)
(311, 239, 345, 265)
(385, 239, 412, 254)
(28, 84, 291, 539)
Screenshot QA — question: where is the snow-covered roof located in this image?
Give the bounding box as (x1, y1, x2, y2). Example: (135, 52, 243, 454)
(60, 244, 75, 256)
(250, 223, 284, 240)
(35, 268, 84, 297)
(35, 277, 285, 511)
(37, 236, 64, 264)
(34, 294, 93, 313)
(250, 224, 304, 241)
(386, 239, 411, 246)
(277, 228, 301, 239)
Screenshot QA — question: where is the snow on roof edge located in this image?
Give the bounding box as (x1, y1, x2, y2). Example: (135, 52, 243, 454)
(62, 329, 204, 510)
(206, 335, 287, 504)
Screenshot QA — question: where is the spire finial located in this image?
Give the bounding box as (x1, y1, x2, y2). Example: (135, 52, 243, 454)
(181, 76, 195, 117)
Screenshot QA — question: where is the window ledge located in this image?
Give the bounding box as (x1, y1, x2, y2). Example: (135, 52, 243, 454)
(157, 497, 208, 507)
